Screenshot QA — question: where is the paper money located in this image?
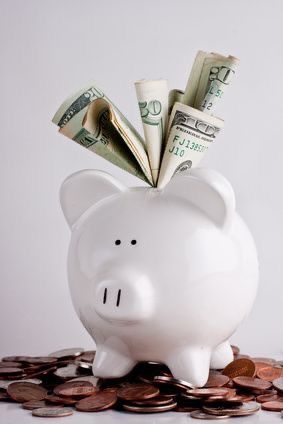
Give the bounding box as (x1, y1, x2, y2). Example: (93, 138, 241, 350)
(135, 79, 168, 184)
(168, 89, 184, 116)
(183, 51, 239, 114)
(53, 50, 237, 188)
(52, 83, 153, 185)
(157, 102, 224, 189)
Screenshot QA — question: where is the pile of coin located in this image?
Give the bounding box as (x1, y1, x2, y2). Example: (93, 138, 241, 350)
(1, 346, 283, 419)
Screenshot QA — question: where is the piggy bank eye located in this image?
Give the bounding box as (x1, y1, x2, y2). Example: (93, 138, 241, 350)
(115, 240, 121, 245)
(131, 240, 137, 245)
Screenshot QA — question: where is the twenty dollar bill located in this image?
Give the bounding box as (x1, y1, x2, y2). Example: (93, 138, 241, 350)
(157, 102, 224, 189)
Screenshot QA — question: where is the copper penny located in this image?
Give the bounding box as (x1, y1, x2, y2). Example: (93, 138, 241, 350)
(181, 392, 205, 401)
(131, 395, 174, 406)
(187, 388, 230, 398)
(0, 367, 23, 376)
(235, 393, 255, 402)
(23, 357, 57, 365)
(0, 361, 22, 368)
(222, 358, 255, 378)
(233, 376, 272, 390)
(261, 401, 283, 411)
(0, 378, 42, 390)
(122, 401, 177, 413)
(76, 390, 117, 412)
(1, 356, 33, 363)
(257, 366, 283, 381)
(7, 382, 47, 403)
(153, 375, 194, 391)
(22, 400, 48, 410)
(54, 381, 97, 398)
(273, 377, 283, 392)
(203, 401, 260, 416)
(46, 394, 77, 405)
(204, 373, 230, 388)
(32, 407, 73, 417)
(254, 361, 273, 373)
(252, 357, 276, 364)
(69, 376, 99, 386)
(203, 389, 237, 403)
(190, 410, 230, 419)
(256, 394, 283, 403)
(24, 366, 57, 379)
(117, 383, 159, 401)
(205, 395, 243, 404)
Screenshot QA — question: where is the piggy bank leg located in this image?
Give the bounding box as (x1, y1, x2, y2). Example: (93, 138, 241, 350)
(166, 347, 211, 388)
(210, 341, 233, 370)
(92, 337, 136, 379)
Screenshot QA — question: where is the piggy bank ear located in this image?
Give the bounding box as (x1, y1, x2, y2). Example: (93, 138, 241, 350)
(164, 168, 235, 231)
(60, 169, 126, 228)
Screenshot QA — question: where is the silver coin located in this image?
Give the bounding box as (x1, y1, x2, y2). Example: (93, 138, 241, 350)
(203, 401, 260, 417)
(54, 364, 80, 379)
(32, 407, 74, 417)
(0, 378, 42, 390)
(75, 361, 93, 370)
(122, 401, 177, 413)
(273, 377, 283, 392)
(190, 410, 231, 420)
(49, 347, 84, 359)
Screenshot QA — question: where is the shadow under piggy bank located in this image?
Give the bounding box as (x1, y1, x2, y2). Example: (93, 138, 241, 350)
(60, 167, 259, 387)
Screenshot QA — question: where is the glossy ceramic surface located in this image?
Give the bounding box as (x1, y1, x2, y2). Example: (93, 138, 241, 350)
(60, 168, 259, 387)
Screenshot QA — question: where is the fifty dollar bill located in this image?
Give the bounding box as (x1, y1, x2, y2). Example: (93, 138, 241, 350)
(135, 79, 168, 184)
(183, 51, 239, 114)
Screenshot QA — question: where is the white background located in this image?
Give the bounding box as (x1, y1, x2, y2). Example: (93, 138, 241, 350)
(0, 0, 282, 359)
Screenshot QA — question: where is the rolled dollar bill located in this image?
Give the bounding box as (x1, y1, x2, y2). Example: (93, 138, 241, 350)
(168, 89, 184, 116)
(53, 83, 153, 185)
(135, 79, 168, 184)
(183, 51, 239, 114)
(157, 102, 224, 189)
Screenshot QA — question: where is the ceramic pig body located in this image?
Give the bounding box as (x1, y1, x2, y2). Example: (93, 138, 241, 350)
(60, 168, 259, 387)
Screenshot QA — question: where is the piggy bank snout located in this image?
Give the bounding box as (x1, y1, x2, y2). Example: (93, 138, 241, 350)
(94, 274, 155, 325)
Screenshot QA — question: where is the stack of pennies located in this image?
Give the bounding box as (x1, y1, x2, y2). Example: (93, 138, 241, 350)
(1, 345, 283, 419)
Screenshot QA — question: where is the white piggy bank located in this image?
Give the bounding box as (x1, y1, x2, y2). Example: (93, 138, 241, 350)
(60, 168, 258, 387)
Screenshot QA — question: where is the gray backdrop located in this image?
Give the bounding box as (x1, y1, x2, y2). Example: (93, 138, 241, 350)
(0, 0, 282, 358)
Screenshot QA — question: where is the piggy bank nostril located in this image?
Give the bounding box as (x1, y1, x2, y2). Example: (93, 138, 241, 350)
(103, 288, 107, 304)
(116, 289, 121, 307)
